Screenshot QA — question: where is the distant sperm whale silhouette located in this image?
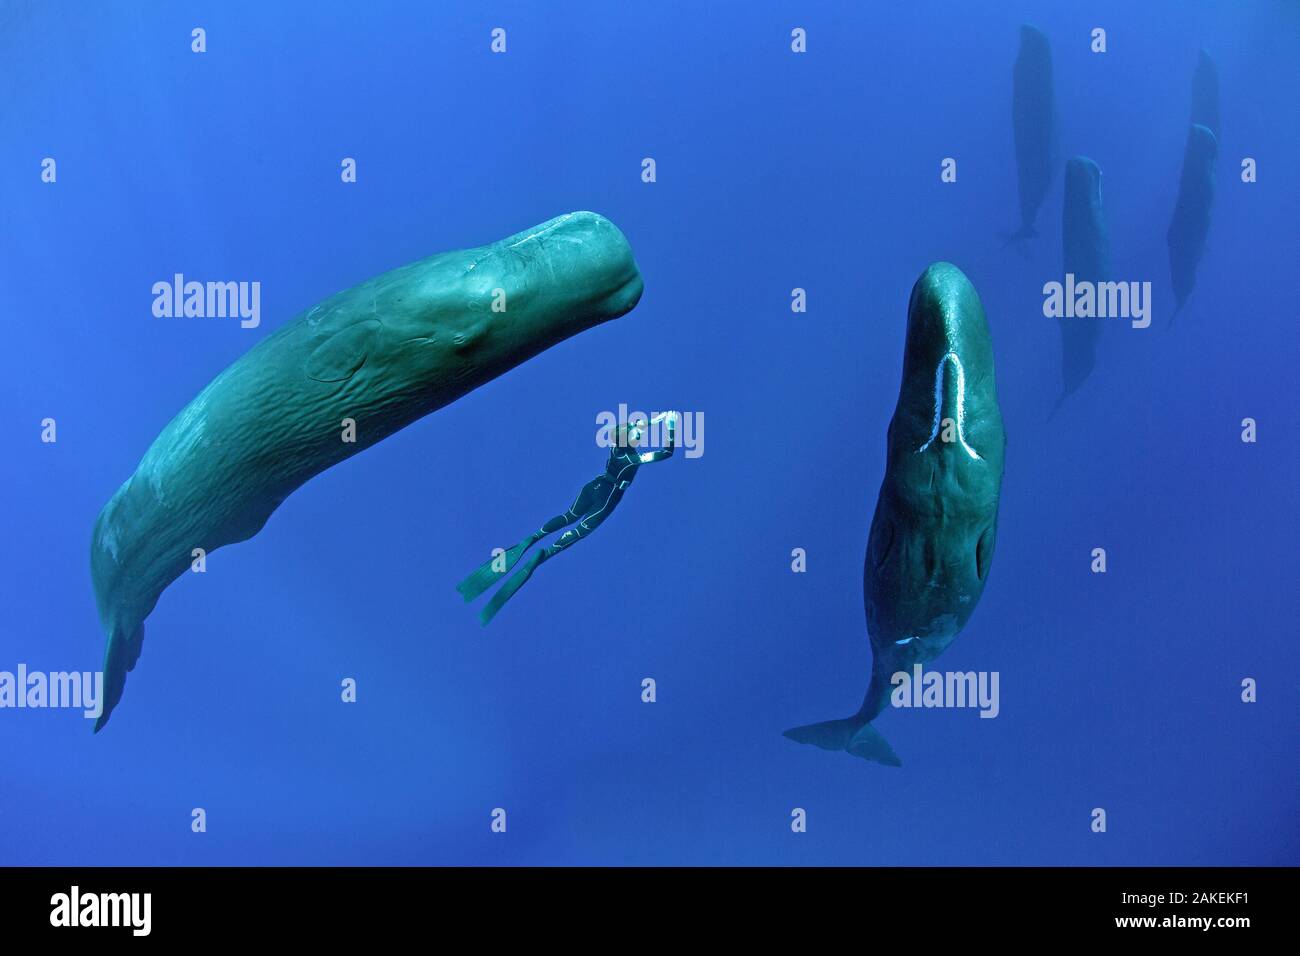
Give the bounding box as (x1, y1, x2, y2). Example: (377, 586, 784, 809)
(785, 263, 1006, 765)
(1168, 50, 1221, 323)
(1190, 48, 1221, 142)
(1052, 156, 1110, 416)
(90, 212, 644, 731)
(1005, 24, 1056, 245)
(1167, 124, 1218, 321)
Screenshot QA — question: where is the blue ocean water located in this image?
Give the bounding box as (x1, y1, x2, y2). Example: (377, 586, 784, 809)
(1, 1, 1296, 866)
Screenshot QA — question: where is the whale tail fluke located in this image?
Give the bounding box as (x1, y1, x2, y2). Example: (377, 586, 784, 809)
(93, 620, 145, 733)
(456, 534, 542, 602)
(1047, 389, 1070, 423)
(999, 226, 1037, 253)
(783, 714, 902, 767)
(1169, 299, 1186, 327)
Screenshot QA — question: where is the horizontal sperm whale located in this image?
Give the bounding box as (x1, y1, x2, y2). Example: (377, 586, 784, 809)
(1167, 124, 1218, 320)
(1007, 24, 1056, 243)
(90, 212, 644, 731)
(785, 263, 1006, 765)
(1053, 156, 1110, 414)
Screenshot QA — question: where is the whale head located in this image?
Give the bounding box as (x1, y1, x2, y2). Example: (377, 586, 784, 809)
(481, 210, 645, 320)
(326, 211, 644, 402)
(891, 263, 1003, 466)
(864, 263, 1006, 654)
(1065, 156, 1102, 210)
(441, 211, 643, 370)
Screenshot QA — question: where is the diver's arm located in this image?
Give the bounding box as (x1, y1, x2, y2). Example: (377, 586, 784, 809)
(639, 411, 677, 464)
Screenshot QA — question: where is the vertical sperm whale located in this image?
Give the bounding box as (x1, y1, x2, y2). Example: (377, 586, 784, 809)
(1167, 124, 1218, 320)
(90, 212, 644, 731)
(1007, 24, 1056, 243)
(1053, 157, 1110, 414)
(785, 263, 1006, 765)
(1190, 49, 1221, 141)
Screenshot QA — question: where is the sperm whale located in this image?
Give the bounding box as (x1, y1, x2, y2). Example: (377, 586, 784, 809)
(1052, 156, 1110, 414)
(784, 263, 1006, 765)
(90, 212, 644, 731)
(1167, 124, 1218, 320)
(1006, 24, 1056, 243)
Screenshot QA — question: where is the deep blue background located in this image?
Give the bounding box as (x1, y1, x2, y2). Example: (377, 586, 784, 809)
(1, 1, 1296, 865)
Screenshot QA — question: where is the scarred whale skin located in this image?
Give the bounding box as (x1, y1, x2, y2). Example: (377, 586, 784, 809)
(785, 263, 1006, 765)
(90, 211, 643, 731)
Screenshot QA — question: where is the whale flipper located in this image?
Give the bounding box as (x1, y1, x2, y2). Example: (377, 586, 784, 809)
(94, 622, 144, 733)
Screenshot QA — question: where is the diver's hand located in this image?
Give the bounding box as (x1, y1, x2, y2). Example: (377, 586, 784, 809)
(649, 411, 679, 446)
(650, 411, 681, 447)
(639, 411, 679, 461)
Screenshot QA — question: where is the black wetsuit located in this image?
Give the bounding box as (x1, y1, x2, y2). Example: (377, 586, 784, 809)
(545, 444, 672, 554)
(458, 436, 675, 624)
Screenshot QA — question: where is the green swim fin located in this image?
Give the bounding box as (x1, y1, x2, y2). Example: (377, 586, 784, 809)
(478, 551, 547, 626)
(457, 534, 540, 602)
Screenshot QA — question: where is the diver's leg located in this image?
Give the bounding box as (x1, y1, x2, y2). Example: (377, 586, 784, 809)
(538, 510, 577, 534)
(457, 480, 601, 602)
(477, 487, 623, 625)
(457, 527, 556, 602)
(545, 484, 623, 556)
(476, 525, 594, 626)
(549, 515, 602, 554)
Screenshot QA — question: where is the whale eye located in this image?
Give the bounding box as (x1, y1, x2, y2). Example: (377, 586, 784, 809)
(975, 526, 995, 581)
